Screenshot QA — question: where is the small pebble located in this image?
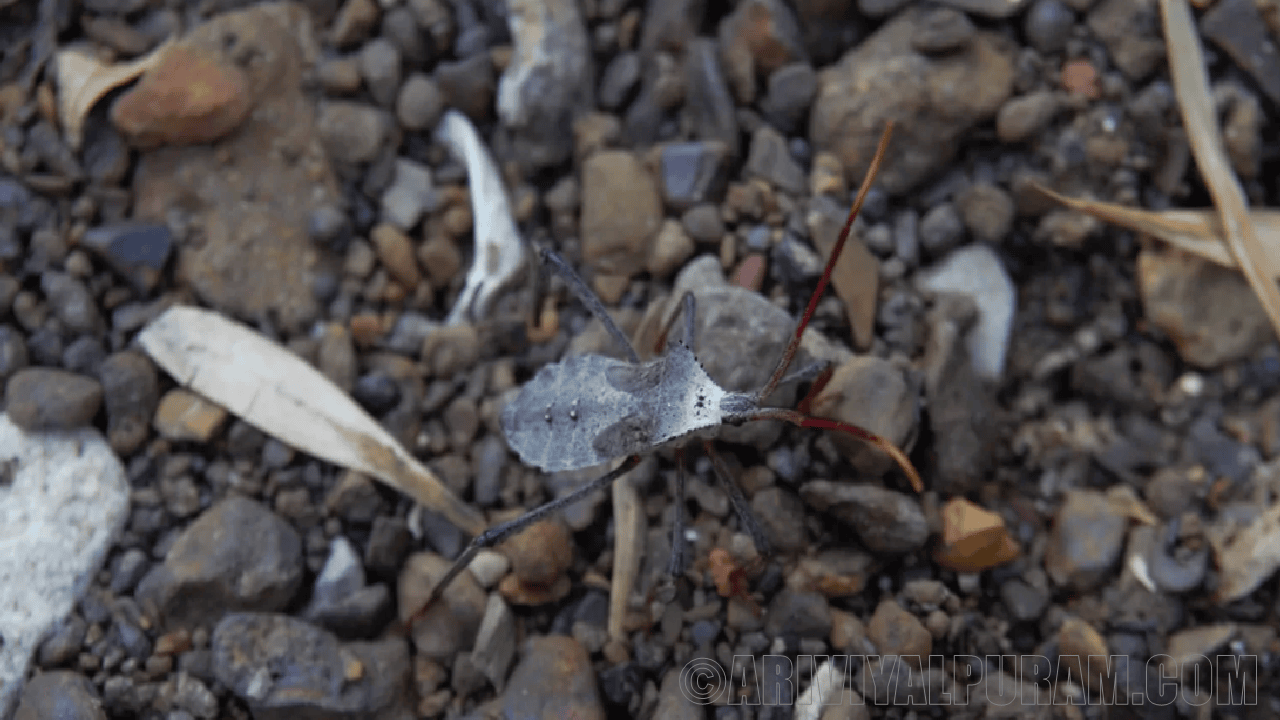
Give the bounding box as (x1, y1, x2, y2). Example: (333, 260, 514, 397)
(1025, 0, 1075, 54)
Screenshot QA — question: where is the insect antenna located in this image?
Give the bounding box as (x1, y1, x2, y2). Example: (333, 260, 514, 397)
(747, 122, 924, 493)
(755, 122, 895, 403)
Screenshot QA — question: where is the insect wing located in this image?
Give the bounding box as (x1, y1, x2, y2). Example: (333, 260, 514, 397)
(502, 354, 652, 472)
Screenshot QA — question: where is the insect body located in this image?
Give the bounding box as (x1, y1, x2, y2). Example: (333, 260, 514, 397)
(502, 344, 739, 472)
(411, 122, 917, 617)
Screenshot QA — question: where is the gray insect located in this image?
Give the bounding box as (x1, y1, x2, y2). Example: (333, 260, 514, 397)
(412, 123, 919, 616)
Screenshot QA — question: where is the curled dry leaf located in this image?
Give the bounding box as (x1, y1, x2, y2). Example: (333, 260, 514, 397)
(1159, 0, 1280, 337)
(934, 497, 1020, 573)
(55, 41, 170, 150)
(137, 305, 486, 536)
(436, 110, 528, 325)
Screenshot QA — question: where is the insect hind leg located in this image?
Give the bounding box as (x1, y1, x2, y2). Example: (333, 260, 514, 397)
(703, 440, 772, 557)
(667, 446, 689, 578)
(406, 454, 642, 626)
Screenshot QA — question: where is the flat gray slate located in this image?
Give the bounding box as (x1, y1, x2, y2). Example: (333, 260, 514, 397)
(0, 414, 129, 718)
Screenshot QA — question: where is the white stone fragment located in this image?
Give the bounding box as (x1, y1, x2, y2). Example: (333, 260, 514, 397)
(916, 244, 1016, 381)
(0, 415, 128, 718)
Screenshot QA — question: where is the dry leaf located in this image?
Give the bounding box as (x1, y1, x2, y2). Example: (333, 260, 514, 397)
(1212, 503, 1280, 603)
(1160, 0, 1280, 337)
(137, 305, 486, 536)
(1030, 183, 1280, 269)
(55, 42, 170, 150)
(935, 497, 1020, 572)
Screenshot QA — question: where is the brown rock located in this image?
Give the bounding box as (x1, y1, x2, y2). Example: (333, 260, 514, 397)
(810, 356, 916, 475)
(153, 389, 228, 442)
(829, 608, 869, 651)
(398, 552, 486, 660)
(1137, 247, 1274, 368)
(867, 599, 931, 667)
(504, 519, 573, 587)
(421, 324, 480, 378)
(1057, 616, 1109, 692)
(810, 7, 1014, 194)
(718, 0, 807, 102)
(580, 150, 662, 275)
(370, 223, 421, 289)
(417, 229, 462, 287)
(500, 636, 604, 720)
(331, 0, 380, 47)
(317, 101, 389, 164)
(810, 151, 846, 198)
(793, 549, 876, 597)
(129, 4, 341, 333)
(955, 183, 1014, 243)
(800, 482, 929, 554)
(1086, 0, 1165, 81)
(934, 498, 1019, 572)
(995, 91, 1062, 143)
(647, 219, 695, 278)
(498, 573, 573, 606)
(111, 44, 252, 148)
(316, 323, 357, 393)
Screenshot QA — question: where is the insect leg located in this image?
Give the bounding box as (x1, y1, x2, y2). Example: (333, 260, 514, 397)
(667, 445, 688, 577)
(539, 246, 640, 364)
(412, 454, 643, 618)
(775, 360, 828, 389)
(750, 408, 923, 492)
(654, 291, 697, 355)
(703, 440, 772, 557)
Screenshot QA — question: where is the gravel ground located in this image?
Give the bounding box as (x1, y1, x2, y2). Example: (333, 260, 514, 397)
(2, 0, 1280, 718)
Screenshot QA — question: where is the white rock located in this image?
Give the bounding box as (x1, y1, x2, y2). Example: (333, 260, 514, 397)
(0, 415, 128, 718)
(916, 244, 1015, 381)
(468, 549, 511, 588)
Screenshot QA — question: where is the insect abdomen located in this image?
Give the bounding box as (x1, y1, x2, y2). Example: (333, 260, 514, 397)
(501, 355, 650, 472)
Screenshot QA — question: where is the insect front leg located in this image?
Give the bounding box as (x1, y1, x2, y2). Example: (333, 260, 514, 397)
(538, 246, 640, 363)
(654, 291, 698, 355)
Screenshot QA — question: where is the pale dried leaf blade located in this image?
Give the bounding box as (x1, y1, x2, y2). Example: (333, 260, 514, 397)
(1033, 183, 1236, 267)
(55, 41, 169, 150)
(436, 110, 527, 325)
(137, 305, 485, 536)
(1214, 504, 1280, 603)
(1160, 0, 1280, 337)
(1034, 183, 1280, 272)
